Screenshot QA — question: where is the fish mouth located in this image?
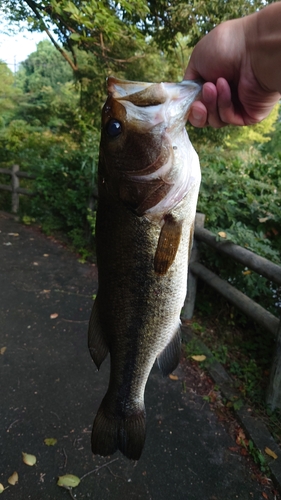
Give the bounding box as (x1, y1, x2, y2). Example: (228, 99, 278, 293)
(101, 77, 201, 220)
(107, 76, 202, 129)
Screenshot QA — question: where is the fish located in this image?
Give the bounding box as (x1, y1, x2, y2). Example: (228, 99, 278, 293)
(88, 76, 202, 461)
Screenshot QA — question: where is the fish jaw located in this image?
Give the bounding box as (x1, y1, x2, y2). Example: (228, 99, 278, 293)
(99, 77, 201, 221)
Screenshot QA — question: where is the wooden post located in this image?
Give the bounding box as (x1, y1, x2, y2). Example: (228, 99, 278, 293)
(181, 212, 205, 320)
(266, 318, 281, 411)
(11, 164, 19, 213)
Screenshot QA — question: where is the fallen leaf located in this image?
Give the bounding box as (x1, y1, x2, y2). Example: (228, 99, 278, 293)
(8, 233, 19, 236)
(191, 355, 206, 362)
(218, 231, 227, 238)
(262, 493, 269, 499)
(50, 313, 58, 319)
(44, 438, 57, 446)
(0, 347, 7, 355)
(240, 447, 248, 456)
(265, 447, 278, 460)
(8, 472, 18, 485)
(57, 474, 80, 489)
(3, 242, 12, 246)
(236, 428, 248, 446)
(242, 270, 252, 276)
(33, 262, 39, 266)
(22, 452, 36, 466)
(169, 374, 178, 381)
(0, 484, 4, 494)
(43, 254, 49, 257)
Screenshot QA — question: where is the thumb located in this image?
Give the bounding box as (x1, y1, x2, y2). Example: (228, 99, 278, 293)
(184, 61, 200, 81)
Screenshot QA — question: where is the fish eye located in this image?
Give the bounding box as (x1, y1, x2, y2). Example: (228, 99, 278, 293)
(106, 119, 122, 138)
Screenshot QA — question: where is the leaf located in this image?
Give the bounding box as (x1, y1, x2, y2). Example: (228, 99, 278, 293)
(8, 472, 18, 485)
(22, 452, 36, 466)
(0, 484, 5, 494)
(0, 347, 7, 355)
(50, 313, 59, 319)
(191, 355, 206, 362)
(264, 447, 278, 459)
(69, 33, 81, 41)
(218, 231, 227, 238)
(44, 437, 57, 446)
(169, 374, 178, 381)
(57, 474, 80, 489)
(242, 270, 252, 276)
(8, 233, 19, 236)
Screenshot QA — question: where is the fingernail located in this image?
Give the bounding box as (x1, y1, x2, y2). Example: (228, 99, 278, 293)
(192, 109, 203, 121)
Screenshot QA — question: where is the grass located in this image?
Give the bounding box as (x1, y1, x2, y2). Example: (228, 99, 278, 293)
(184, 284, 281, 447)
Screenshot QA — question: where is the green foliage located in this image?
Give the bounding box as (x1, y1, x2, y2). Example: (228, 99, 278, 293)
(188, 309, 281, 445)
(143, 0, 270, 49)
(196, 146, 281, 315)
(29, 145, 98, 249)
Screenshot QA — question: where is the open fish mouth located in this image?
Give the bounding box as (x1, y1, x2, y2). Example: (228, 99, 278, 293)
(107, 76, 202, 130)
(101, 77, 202, 221)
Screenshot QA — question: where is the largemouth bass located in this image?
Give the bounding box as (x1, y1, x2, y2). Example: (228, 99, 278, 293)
(88, 77, 201, 460)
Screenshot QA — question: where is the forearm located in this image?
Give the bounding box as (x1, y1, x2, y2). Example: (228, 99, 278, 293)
(245, 2, 281, 93)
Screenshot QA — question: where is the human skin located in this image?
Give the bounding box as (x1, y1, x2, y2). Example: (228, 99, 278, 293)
(184, 2, 281, 128)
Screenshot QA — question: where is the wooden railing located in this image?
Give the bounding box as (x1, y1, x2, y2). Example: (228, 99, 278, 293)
(1, 167, 280, 410)
(183, 213, 281, 411)
(0, 165, 36, 213)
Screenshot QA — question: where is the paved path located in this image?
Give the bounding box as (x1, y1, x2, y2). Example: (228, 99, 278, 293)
(0, 212, 278, 499)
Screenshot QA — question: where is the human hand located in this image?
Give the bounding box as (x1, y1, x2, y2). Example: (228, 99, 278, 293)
(184, 10, 281, 128)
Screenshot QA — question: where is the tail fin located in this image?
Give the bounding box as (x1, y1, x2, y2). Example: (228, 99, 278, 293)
(91, 401, 146, 461)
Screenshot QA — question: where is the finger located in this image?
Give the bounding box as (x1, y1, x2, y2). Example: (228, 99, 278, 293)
(216, 78, 245, 126)
(202, 82, 226, 128)
(188, 101, 208, 127)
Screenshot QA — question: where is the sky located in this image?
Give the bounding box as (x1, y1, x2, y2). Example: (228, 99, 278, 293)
(0, 25, 47, 72)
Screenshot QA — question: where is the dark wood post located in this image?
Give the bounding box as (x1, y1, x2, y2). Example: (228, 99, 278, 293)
(11, 164, 19, 213)
(267, 318, 281, 410)
(181, 212, 205, 320)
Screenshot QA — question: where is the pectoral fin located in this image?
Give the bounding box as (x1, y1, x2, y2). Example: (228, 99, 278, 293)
(154, 215, 182, 275)
(88, 296, 109, 369)
(157, 327, 181, 376)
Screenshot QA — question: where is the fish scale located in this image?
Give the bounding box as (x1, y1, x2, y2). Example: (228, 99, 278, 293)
(88, 77, 202, 460)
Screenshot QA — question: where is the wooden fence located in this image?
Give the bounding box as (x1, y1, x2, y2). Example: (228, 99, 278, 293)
(0, 166, 280, 410)
(183, 213, 281, 411)
(0, 165, 36, 213)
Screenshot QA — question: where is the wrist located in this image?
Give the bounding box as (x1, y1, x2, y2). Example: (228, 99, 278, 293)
(244, 3, 281, 93)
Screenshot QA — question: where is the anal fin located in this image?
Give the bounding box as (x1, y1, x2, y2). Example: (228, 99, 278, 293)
(88, 295, 108, 369)
(157, 327, 181, 376)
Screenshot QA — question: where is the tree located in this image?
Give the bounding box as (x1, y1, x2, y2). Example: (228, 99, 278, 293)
(143, 0, 272, 48)
(1, 0, 274, 76)
(0, 60, 21, 125)
(0, 0, 149, 72)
